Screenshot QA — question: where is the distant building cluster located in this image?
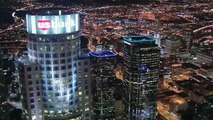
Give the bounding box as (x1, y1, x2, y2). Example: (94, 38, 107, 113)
(15, 9, 162, 120)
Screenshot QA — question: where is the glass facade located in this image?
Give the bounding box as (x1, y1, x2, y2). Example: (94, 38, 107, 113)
(122, 36, 160, 120)
(89, 51, 117, 120)
(19, 11, 81, 120)
(27, 32, 80, 119)
(18, 62, 43, 120)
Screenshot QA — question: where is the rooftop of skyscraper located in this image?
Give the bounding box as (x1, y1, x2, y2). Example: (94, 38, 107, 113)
(124, 36, 156, 43)
(89, 50, 116, 58)
(29, 9, 72, 15)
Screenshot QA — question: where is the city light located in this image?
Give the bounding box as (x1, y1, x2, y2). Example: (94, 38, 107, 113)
(0, 0, 212, 120)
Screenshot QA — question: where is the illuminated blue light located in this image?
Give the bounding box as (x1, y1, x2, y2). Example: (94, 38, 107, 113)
(124, 40, 131, 45)
(72, 73, 77, 97)
(138, 65, 150, 73)
(89, 50, 116, 58)
(124, 36, 156, 43)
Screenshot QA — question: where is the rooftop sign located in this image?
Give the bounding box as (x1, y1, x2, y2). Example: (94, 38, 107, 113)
(26, 14, 79, 35)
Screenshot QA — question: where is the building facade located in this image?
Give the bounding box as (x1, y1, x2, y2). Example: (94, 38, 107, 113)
(18, 58, 42, 120)
(122, 36, 160, 120)
(19, 10, 81, 120)
(165, 37, 180, 55)
(77, 39, 92, 120)
(89, 50, 117, 120)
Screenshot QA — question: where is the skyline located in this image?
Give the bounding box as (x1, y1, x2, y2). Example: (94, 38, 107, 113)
(0, 0, 213, 120)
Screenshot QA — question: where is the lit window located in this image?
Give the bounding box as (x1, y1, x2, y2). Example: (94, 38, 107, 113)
(60, 47, 64, 51)
(49, 111, 54, 114)
(35, 74, 39, 78)
(85, 108, 89, 111)
(32, 115, 36, 120)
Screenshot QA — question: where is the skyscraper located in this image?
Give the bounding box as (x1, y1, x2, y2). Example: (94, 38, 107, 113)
(122, 36, 160, 120)
(77, 37, 92, 120)
(18, 58, 43, 120)
(89, 50, 117, 120)
(18, 10, 81, 120)
(165, 36, 180, 55)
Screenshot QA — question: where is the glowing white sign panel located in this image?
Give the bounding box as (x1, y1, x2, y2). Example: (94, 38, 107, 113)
(26, 14, 80, 34)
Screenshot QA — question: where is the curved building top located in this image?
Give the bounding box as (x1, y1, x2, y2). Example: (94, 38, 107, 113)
(26, 10, 80, 35)
(29, 9, 73, 15)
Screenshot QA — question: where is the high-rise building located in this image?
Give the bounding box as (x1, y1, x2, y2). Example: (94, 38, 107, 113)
(165, 37, 180, 55)
(89, 50, 117, 120)
(122, 36, 160, 120)
(77, 55, 92, 120)
(18, 58, 43, 120)
(18, 10, 81, 120)
(77, 37, 92, 120)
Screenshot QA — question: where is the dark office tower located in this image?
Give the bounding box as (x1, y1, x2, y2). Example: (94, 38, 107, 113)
(122, 36, 160, 120)
(18, 10, 81, 120)
(18, 59, 43, 120)
(89, 50, 116, 120)
(77, 37, 92, 120)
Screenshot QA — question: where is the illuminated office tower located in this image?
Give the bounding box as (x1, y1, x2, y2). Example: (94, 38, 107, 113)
(122, 36, 160, 120)
(89, 50, 116, 120)
(19, 10, 81, 120)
